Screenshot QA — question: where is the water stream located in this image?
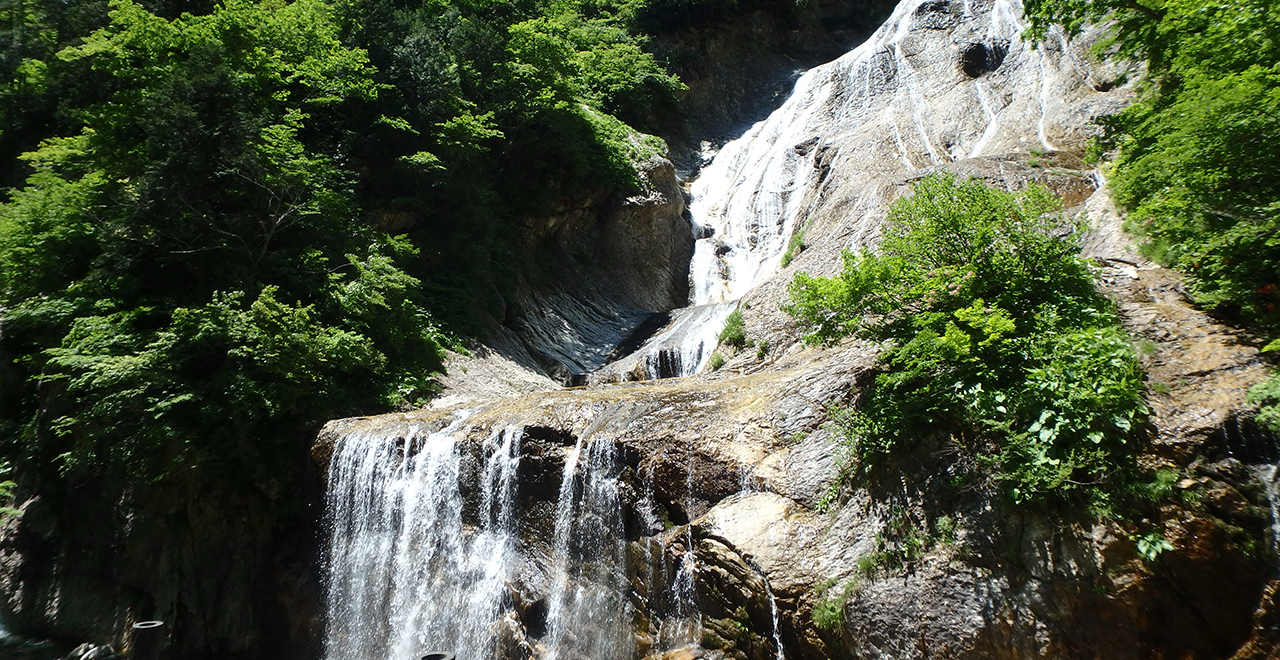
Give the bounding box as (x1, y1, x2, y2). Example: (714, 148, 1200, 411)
(324, 415, 529, 660)
(542, 436, 632, 660)
(325, 418, 644, 660)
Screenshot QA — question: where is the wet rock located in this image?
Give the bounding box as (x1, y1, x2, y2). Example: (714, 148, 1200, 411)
(493, 612, 536, 660)
(65, 644, 118, 660)
(1232, 580, 1280, 660)
(504, 155, 696, 383)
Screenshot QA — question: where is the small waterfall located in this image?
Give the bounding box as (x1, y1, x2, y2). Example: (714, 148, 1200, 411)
(766, 587, 786, 660)
(325, 420, 641, 660)
(324, 416, 525, 660)
(638, 304, 738, 379)
(1260, 465, 1280, 556)
(542, 436, 633, 660)
(741, 556, 786, 660)
(657, 442, 704, 651)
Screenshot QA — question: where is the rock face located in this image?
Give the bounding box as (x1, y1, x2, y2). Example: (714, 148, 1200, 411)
(0, 468, 323, 659)
(310, 220, 1276, 656)
(494, 155, 695, 384)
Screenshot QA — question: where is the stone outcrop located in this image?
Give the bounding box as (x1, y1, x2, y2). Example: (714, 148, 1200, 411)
(495, 155, 696, 384)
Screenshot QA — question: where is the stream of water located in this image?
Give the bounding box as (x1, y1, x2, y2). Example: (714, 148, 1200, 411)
(325, 415, 528, 660)
(324, 418, 643, 660)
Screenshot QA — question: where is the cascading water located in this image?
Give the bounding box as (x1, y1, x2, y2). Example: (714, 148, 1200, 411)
(542, 435, 633, 660)
(609, 0, 1069, 380)
(324, 416, 526, 660)
(656, 442, 704, 652)
(324, 417, 638, 660)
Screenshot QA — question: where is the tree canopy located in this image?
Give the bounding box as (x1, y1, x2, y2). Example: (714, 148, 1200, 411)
(0, 0, 684, 493)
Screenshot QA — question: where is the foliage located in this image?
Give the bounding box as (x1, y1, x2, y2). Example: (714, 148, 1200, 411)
(0, 0, 688, 498)
(1024, 0, 1280, 335)
(0, 0, 455, 491)
(783, 173, 1149, 506)
(811, 577, 855, 633)
(718, 307, 747, 348)
(857, 506, 937, 574)
(780, 222, 806, 267)
(1249, 373, 1280, 434)
(1134, 531, 1174, 561)
(709, 352, 725, 370)
(1113, 64, 1280, 330)
(810, 508, 956, 632)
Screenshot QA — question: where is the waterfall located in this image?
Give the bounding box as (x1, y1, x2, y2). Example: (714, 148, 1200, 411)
(324, 418, 637, 660)
(542, 436, 633, 660)
(609, 0, 1058, 380)
(657, 442, 704, 651)
(319, 1, 1103, 657)
(323, 416, 525, 660)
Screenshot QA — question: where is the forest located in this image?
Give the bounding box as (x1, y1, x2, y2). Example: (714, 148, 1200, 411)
(0, 0, 692, 499)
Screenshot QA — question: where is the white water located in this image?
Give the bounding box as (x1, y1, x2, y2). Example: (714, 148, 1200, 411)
(1260, 465, 1280, 556)
(325, 419, 640, 660)
(324, 416, 527, 660)
(542, 436, 633, 660)
(620, 0, 1061, 379)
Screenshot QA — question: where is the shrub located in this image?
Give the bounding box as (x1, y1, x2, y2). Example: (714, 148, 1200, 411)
(718, 308, 747, 348)
(783, 172, 1149, 506)
(780, 223, 807, 267)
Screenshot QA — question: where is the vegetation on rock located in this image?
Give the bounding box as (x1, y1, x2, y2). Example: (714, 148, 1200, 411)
(718, 307, 747, 348)
(1024, 0, 1280, 430)
(784, 172, 1149, 507)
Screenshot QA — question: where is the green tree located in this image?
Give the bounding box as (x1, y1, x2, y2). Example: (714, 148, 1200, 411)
(0, 0, 445, 485)
(1025, 0, 1280, 331)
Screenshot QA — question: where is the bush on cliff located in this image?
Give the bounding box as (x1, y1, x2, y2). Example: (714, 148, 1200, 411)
(784, 172, 1148, 507)
(1024, 0, 1280, 442)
